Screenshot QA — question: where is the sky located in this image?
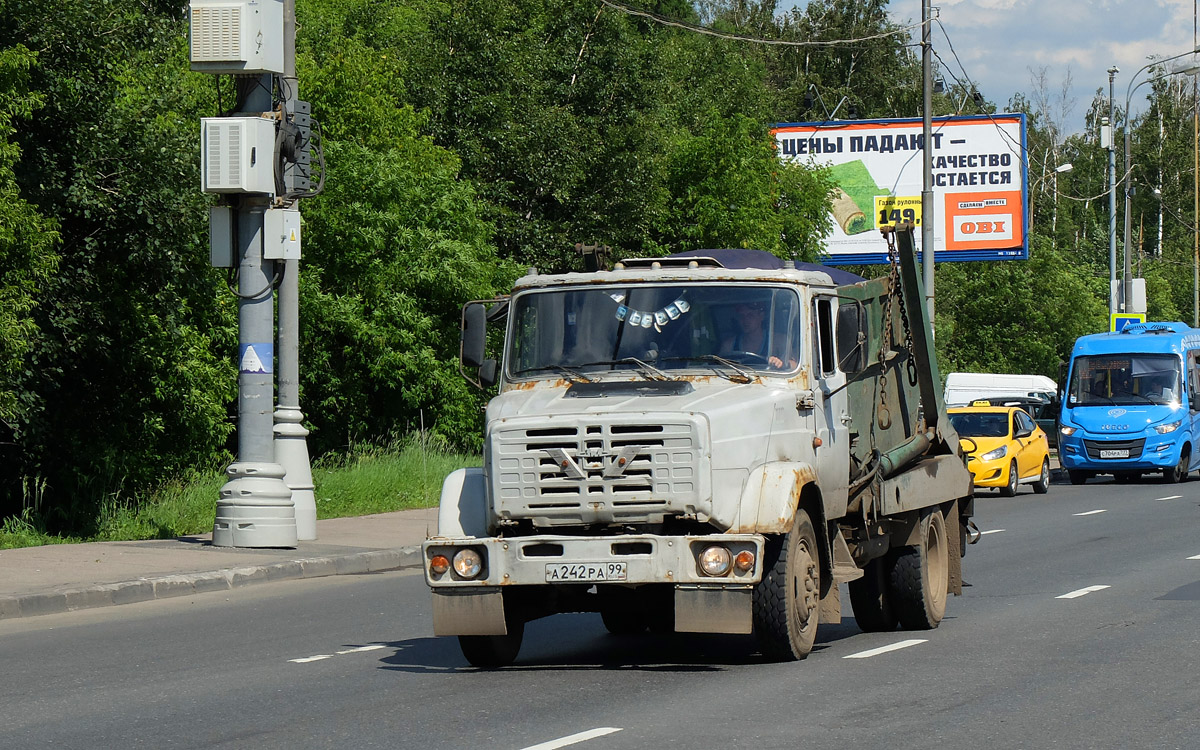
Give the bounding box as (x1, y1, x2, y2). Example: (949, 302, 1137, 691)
(912, 0, 1200, 136)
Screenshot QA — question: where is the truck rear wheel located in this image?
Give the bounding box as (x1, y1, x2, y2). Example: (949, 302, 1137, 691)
(890, 508, 948, 630)
(458, 622, 524, 669)
(848, 555, 898, 632)
(753, 508, 820, 661)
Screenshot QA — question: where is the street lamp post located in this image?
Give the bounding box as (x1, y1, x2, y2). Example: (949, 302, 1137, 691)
(1108, 66, 1118, 316)
(1122, 49, 1200, 313)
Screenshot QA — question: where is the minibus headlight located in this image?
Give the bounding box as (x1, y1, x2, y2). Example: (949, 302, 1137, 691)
(1155, 419, 1183, 434)
(1059, 425, 1077, 436)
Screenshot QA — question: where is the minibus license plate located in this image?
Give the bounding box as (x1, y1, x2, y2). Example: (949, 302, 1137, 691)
(1099, 449, 1129, 459)
(545, 562, 627, 582)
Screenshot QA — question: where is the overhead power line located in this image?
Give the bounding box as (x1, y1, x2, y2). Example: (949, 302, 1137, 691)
(597, 0, 921, 47)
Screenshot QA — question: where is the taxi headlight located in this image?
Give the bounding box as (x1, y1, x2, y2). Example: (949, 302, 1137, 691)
(698, 545, 732, 576)
(452, 548, 483, 579)
(1155, 419, 1183, 434)
(980, 445, 1008, 462)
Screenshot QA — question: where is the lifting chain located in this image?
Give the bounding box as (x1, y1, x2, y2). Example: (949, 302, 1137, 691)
(876, 232, 900, 431)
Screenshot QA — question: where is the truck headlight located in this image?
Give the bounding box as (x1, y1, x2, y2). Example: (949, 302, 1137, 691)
(1060, 426, 1076, 436)
(981, 445, 1008, 462)
(698, 545, 732, 576)
(453, 548, 483, 579)
(1155, 420, 1183, 434)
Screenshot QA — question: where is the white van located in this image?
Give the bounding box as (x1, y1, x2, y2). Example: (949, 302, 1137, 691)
(943, 372, 1058, 407)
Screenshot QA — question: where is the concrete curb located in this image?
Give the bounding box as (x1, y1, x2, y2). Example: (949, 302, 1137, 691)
(0, 546, 424, 621)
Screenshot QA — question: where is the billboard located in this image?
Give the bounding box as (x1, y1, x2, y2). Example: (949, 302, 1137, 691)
(773, 114, 1028, 264)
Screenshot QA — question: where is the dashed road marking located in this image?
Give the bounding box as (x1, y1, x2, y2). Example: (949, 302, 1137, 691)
(1156, 495, 1183, 501)
(1188, 554, 1200, 560)
(1074, 510, 1107, 516)
(290, 643, 387, 664)
(519, 728, 623, 750)
(980, 529, 1005, 535)
(843, 639, 927, 659)
(1056, 585, 1111, 599)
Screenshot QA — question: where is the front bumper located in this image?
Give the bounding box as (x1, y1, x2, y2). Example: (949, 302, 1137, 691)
(967, 457, 1010, 488)
(1058, 431, 1183, 471)
(423, 533, 765, 636)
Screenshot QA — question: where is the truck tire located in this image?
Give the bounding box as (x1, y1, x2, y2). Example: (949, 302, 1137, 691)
(999, 460, 1019, 497)
(458, 622, 524, 669)
(847, 555, 898, 632)
(752, 508, 820, 661)
(889, 508, 948, 630)
(1032, 458, 1050, 494)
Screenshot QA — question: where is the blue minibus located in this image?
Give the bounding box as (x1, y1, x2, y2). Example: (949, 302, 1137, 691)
(1059, 321, 1200, 484)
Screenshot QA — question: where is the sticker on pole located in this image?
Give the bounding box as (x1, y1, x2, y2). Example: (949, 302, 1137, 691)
(239, 343, 273, 374)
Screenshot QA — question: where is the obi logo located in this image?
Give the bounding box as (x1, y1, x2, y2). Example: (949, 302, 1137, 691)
(953, 213, 1014, 242)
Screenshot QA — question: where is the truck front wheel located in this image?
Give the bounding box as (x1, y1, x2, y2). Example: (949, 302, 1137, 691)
(458, 622, 524, 669)
(753, 508, 820, 661)
(890, 508, 948, 630)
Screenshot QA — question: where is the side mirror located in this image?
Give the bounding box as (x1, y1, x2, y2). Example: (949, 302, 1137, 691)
(479, 359, 498, 389)
(836, 302, 867, 374)
(461, 303, 487, 369)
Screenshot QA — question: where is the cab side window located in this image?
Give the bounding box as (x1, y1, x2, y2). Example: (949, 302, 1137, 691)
(815, 297, 835, 376)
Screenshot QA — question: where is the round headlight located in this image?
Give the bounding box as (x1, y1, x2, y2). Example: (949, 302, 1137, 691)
(453, 549, 483, 578)
(699, 545, 732, 576)
(734, 550, 756, 572)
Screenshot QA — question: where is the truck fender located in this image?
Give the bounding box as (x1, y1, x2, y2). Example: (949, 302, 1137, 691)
(731, 462, 818, 535)
(437, 467, 488, 537)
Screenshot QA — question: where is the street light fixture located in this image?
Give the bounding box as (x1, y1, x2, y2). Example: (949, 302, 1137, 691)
(1029, 163, 1073, 227)
(1122, 50, 1200, 313)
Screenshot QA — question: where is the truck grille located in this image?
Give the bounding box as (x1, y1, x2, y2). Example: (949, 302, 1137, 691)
(1083, 438, 1146, 459)
(490, 417, 709, 527)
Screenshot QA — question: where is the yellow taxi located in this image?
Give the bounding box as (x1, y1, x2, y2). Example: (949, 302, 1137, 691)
(947, 401, 1051, 496)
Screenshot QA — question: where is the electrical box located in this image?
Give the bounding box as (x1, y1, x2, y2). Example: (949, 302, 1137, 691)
(1100, 122, 1112, 150)
(201, 117, 277, 195)
(210, 205, 235, 267)
(263, 208, 301, 260)
(189, 0, 285, 74)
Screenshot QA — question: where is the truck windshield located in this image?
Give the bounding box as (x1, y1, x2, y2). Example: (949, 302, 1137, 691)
(1067, 354, 1182, 406)
(508, 284, 803, 379)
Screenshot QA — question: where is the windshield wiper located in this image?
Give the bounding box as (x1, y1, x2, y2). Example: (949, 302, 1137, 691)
(661, 354, 753, 383)
(516, 365, 594, 383)
(579, 357, 675, 381)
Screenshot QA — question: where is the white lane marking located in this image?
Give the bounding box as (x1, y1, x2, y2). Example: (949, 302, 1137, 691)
(1056, 585, 1111, 599)
(289, 655, 333, 663)
(1074, 509, 1107, 516)
(519, 728, 623, 750)
(980, 529, 1005, 535)
(1156, 495, 1183, 501)
(843, 639, 927, 659)
(1188, 554, 1200, 560)
(336, 644, 386, 655)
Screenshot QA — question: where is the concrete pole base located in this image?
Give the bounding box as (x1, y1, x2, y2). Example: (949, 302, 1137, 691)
(214, 462, 298, 548)
(274, 407, 316, 540)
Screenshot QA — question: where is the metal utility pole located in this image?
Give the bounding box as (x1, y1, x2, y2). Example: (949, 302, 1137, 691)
(274, 0, 317, 540)
(921, 0, 935, 323)
(1108, 66, 1119, 316)
(214, 74, 297, 548)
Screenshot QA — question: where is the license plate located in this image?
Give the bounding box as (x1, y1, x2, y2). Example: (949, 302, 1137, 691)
(1099, 449, 1129, 459)
(545, 562, 627, 582)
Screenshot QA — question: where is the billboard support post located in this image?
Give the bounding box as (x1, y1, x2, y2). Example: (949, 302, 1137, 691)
(921, 0, 935, 323)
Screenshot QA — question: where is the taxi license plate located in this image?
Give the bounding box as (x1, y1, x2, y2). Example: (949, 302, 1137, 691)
(1099, 449, 1129, 459)
(545, 562, 627, 582)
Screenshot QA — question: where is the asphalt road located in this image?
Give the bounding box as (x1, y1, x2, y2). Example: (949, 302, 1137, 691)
(3, 475, 1200, 749)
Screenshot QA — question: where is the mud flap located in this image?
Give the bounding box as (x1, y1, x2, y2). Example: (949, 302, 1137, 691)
(945, 499, 962, 596)
(432, 588, 508, 636)
(818, 582, 842, 624)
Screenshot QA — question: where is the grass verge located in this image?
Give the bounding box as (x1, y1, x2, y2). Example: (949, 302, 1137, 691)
(0, 440, 477, 550)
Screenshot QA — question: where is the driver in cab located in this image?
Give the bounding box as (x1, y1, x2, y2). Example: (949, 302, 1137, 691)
(721, 302, 794, 370)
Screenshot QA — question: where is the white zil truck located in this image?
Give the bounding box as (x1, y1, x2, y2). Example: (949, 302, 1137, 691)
(422, 225, 975, 667)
